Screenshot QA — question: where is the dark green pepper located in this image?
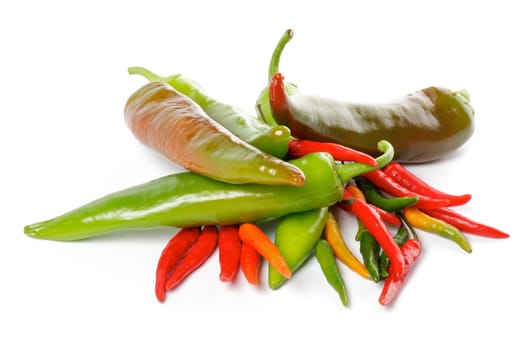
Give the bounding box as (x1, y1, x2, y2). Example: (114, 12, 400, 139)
(379, 224, 410, 278)
(356, 177, 418, 212)
(315, 239, 349, 306)
(128, 66, 291, 158)
(268, 207, 328, 290)
(269, 72, 475, 163)
(357, 222, 381, 283)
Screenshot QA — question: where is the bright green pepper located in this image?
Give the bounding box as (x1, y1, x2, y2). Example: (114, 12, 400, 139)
(128, 66, 291, 158)
(255, 28, 300, 126)
(315, 239, 349, 306)
(268, 207, 328, 290)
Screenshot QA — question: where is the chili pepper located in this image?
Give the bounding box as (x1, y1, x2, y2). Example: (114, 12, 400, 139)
(403, 207, 472, 253)
(361, 169, 450, 209)
(357, 222, 382, 282)
(124, 81, 304, 186)
(350, 198, 405, 280)
(25, 142, 397, 241)
(323, 209, 370, 280)
(315, 239, 349, 307)
(128, 66, 291, 158)
(422, 207, 509, 239)
(379, 224, 410, 278)
(239, 223, 291, 279)
(287, 139, 377, 166)
(379, 238, 422, 306)
(165, 225, 218, 290)
(268, 207, 328, 290)
(339, 188, 401, 226)
(269, 72, 475, 163)
(240, 241, 261, 285)
(356, 176, 419, 212)
(383, 162, 472, 206)
(154, 227, 201, 302)
(218, 225, 242, 282)
(345, 184, 367, 201)
(256, 29, 300, 126)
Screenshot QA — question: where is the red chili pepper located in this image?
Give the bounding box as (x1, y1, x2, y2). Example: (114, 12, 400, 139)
(362, 169, 450, 209)
(350, 198, 405, 280)
(340, 188, 401, 226)
(287, 139, 378, 167)
(154, 227, 200, 302)
(422, 207, 509, 239)
(384, 162, 472, 206)
(165, 225, 219, 290)
(240, 241, 262, 285)
(218, 225, 242, 282)
(379, 238, 422, 306)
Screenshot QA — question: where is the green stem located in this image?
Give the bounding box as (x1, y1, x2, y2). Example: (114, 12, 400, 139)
(336, 140, 394, 184)
(128, 66, 166, 82)
(268, 29, 294, 80)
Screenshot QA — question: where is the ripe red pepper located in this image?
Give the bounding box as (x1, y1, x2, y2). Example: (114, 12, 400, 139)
(362, 169, 450, 209)
(339, 188, 401, 226)
(379, 239, 422, 306)
(422, 207, 509, 239)
(165, 225, 219, 290)
(218, 225, 242, 282)
(287, 139, 377, 166)
(383, 162, 472, 206)
(154, 227, 201, 302)
(350, 198, 405, 281)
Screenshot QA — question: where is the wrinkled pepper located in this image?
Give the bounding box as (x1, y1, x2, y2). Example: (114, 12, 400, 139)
(315, 239, 349, 306)
(268, 207, 328, 290)
(124, 81, 304, 186)
(269, 72, 475, 163)
(25, 146, 394, 241)
(256, 28, 300, 126)
(128, 66, 291, 158)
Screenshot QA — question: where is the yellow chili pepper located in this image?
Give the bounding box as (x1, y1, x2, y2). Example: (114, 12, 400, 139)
(323, 209, 371, 280)
(403, 207, 472, 253)
(346, 184, 367, 201)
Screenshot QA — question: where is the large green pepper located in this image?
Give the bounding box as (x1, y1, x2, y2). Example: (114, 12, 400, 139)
(128, 66, 291, 158)
(269, 72, 475, 163)
(24, 153, 344, 241)
(268, 207, 328, 290)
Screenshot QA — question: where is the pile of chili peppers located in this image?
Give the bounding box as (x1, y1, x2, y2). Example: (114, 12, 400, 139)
(23, 29, 509, 307)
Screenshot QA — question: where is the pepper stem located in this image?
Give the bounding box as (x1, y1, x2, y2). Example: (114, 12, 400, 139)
(335, 140, 394, 184)
(268, 29, 294, 80)
(128, 66, 166, 82)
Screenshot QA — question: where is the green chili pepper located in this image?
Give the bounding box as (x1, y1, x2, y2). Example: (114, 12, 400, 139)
(379, 224, 410, 278)
(24, 153, 348, 241)
(357, 222, 382, 283)
(268, 207, 328, 290)
(128, 66, 291, 158)
(269, 72, 475, 163)
(356, 177, 418, 212)
(124, 81, 304, 186)
(315, 239, 349, 306)
(255, 28, 300, 126)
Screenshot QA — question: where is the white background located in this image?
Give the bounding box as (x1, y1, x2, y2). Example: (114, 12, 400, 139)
(2, 1, 523, 349)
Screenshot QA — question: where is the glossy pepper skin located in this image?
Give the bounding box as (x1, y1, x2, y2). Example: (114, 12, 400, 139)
(269, 72, 475, 163)
(128, 66, 291, 158)
(268, 207, 329, 290)
(124, 81, 304, 186)
(23, 152, 344, 241)
(315, 239, 349, 306)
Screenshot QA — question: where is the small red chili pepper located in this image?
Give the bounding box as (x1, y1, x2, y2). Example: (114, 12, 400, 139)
(379, 238, 422, 306)
(362, 169, 450, 209)
(240, 241, 262, 285)
(383, 162, 472, 206)
(165, 225, 219, 290)
(154, 227, 201, 303)
(340, 188, 401, 226)
(218, 225, 242, 282)
(350, 198, 405, 280)
(287, 139, 378, 167)
(422, 207, 509, 239)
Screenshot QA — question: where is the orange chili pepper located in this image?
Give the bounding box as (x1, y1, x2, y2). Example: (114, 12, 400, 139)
(323, 209, 371, 280)
(240, 241, 261, 285)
